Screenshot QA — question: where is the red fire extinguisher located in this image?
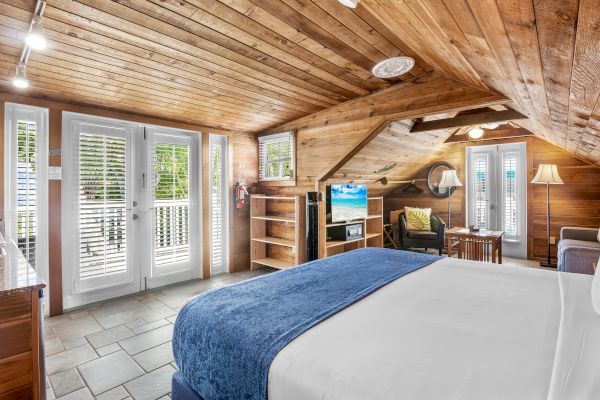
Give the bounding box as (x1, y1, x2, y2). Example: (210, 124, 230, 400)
(235, 183, 249, 209)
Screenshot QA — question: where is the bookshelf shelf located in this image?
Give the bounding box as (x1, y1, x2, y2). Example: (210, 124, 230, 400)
(250, 195, 305, 270)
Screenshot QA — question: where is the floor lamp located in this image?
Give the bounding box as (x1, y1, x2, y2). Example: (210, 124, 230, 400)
(438, 169, 463, 229)
(531, 164, 563, 267)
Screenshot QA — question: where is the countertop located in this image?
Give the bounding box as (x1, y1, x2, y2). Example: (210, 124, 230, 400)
(0, 231, 46, 295)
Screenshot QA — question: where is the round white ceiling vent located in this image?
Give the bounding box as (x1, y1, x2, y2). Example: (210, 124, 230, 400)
(372, 57, 415, 79)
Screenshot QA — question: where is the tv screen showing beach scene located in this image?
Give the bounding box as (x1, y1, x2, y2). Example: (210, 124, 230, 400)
(330, 184, 368, 223)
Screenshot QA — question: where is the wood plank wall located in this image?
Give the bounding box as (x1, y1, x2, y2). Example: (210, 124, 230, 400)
(230, 132, 259, 272)
(260, 72, 507, 196)
(383, 137, 600, 261)
(0, 92, 254, 314)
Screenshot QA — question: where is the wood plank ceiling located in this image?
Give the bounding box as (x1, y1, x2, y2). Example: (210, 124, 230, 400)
(0, 0, 430, 131)
(363, 0, 600, 166)
(0, 0, 599, 168)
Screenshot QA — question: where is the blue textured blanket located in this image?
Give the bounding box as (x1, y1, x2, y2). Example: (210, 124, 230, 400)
(173, 248, 440, 400)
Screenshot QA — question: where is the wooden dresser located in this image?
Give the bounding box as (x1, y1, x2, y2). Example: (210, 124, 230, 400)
(0, 233, 46, 400)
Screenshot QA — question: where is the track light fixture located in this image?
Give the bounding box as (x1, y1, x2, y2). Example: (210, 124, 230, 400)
(25, 15, 47, 50)
(12, 1, 46, 89)
(12, 63, 29, 89)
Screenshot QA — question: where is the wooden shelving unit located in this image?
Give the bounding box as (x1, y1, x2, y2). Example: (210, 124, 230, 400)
(366, 197, 384, 248)
(324, 196, 384, 257)
(250, 195, 305, 270)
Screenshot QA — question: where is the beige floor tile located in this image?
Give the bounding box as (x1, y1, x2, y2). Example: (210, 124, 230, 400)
(77, 350, 144, 395)
(47, 344, 98, 375)
(49, 368, 85, 397)
(132, 341, 174, 372)
(119, 325, 173, 355)
(51, 315, 103, 342)
(137, 306, 177, 324)
(55, 387, 94, 400)
(61, 337, 88, 350)
(131, 319, 170, 335)
(45, 336, 65, 357)
(124, 364, 175, 400)
(87, 325, 135, 349)
(96, 385, 130, 400)
(96, 343, 122, 357)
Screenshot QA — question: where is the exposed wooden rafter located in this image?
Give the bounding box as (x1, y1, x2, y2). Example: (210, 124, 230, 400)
(444, 127, 533, 143)
(410, 109, 527, 133)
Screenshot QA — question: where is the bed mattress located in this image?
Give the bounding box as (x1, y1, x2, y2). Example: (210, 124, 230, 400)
(173, 256, 600, 399)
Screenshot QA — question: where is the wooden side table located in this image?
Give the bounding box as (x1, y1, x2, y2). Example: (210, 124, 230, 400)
(445, 227, 504, 264)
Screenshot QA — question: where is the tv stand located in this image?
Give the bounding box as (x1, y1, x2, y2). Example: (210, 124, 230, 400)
(324, 197, 383, 257)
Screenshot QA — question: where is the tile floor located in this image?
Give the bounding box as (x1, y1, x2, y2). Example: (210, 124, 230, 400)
(44, 269, 269, 400)
(44, 256, 549, 399)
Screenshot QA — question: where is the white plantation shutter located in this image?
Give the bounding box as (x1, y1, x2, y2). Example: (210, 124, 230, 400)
(502, 152, 519, 239)
(258, 132, 294, 180)
(152, 141, 191, 268)
(210, 135, 227, 274)
(5, 104, 48, 297)
(78, 130, 127, 279)
(16, 119, 38, 266)
(473, 154, 489, 229)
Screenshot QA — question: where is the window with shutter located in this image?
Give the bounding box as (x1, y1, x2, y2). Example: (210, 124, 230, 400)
(152, 142, 190, 268)
(503, 152, 519, 239)
(5, 104, 48, 299)
(209, 135, 227, 274)
(79, 132, 127, 278)
(258, 132, 294, 181)
(473, 154, 489, 229)
(16, 119, 37, 266)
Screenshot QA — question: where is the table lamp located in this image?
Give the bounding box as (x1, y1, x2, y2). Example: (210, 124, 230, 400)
(531, 164, 563, 267)
(438, 169, 462, 229)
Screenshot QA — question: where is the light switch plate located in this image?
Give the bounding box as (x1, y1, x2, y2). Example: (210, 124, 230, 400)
(48, 166, 62, 180)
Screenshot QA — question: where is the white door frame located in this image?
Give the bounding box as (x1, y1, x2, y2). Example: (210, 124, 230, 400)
(466, 142, 527, 258)
(62, 113, 203, 308)
(62, 113, 141, 308)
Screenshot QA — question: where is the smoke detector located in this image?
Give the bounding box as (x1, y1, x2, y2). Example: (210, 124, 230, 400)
(372, 57, 415, 78)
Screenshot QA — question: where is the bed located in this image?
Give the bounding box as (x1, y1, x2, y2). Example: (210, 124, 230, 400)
(172, 248, 600, 400)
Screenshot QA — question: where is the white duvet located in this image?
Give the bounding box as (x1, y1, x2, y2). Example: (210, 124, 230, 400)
(268, 257, 600, 400)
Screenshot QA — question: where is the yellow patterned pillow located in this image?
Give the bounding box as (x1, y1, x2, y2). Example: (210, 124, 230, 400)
(405, 207, 432, 231)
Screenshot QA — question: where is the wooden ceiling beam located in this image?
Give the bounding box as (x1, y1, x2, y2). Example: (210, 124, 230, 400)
(410, 109, 527, 133)
(444, 127, 534, 143)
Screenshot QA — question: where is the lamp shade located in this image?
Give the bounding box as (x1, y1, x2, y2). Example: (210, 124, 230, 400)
(438, 169, 463, 187)
(531, 164, 563, 184)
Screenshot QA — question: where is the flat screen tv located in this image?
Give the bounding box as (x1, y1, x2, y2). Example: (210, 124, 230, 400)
(329, 184, 368, 223)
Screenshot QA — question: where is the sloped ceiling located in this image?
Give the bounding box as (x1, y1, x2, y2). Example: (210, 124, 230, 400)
(1, 0, 599, 168)
(363, 0, 600, 166)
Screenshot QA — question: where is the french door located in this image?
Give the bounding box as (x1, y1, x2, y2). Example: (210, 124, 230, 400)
(63, 114, 201, 308)
(466, 143, 527, 258)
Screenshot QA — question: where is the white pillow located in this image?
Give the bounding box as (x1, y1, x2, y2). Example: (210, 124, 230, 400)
(593, 257, 600, 315)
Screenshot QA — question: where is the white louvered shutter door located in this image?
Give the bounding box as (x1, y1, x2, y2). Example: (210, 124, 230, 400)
(78, 127, 128, 280)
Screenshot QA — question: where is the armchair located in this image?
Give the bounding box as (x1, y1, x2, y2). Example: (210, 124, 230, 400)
(392, 210, 446, 255)
(557, 227, 600, 275)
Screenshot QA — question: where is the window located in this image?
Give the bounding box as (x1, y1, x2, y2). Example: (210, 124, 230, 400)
(4, 103, 48, 304)
(472, 154, 489, 229)
(258, 132, 295, 181)
(502, 152, 519, 240)
(209, 134, 227, 274)
(152, 141, 191, 268)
